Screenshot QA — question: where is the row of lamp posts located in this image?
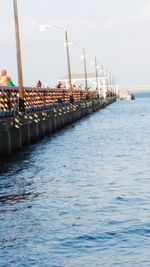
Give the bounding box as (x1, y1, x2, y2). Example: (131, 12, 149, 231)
(40, 26, 89, 93)
(12, 0, 116, 112)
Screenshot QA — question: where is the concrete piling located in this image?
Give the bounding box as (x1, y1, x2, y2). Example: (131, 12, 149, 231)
(0, 120, 11, 155)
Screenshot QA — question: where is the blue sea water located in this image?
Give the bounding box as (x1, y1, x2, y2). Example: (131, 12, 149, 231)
(0, 95, 150, 267)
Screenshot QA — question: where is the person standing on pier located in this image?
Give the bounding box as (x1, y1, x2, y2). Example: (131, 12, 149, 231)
(35, 80, 42, 88)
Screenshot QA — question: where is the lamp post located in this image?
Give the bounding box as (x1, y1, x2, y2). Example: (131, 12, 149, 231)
(94, 57, 99, 93)
(102, 69, 108, 100)
(113, 75, 117, 96)
(81, 46, 88, 92)
(108, 72, 112, 93)
(105, 70, 109, 92)
(13, 0, 24, 111)
(68, 42, 88, 91)
(110, 72, 113, 93)
(40, 24, 72, 94)
(90, 57, 100, 96)
(104, 71, 112, 97)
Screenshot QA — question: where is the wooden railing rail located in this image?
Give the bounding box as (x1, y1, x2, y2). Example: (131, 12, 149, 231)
(0, 86, 115, 116)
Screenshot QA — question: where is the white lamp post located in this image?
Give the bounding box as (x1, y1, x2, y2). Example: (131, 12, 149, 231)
(90, 57, 100, 96)
(40, 24, 72, 94)
(94, 57, 99, 92)
(80, 46, 88, 92)
(67, 42, 88, 91)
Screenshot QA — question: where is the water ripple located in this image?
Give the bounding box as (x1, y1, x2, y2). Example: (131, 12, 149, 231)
(0, 97, 150, 266)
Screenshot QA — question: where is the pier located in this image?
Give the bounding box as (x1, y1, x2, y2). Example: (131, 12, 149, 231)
(0, 86, 116, 155)
(0, 1, 117, 156)
(1, 2, 150, 267)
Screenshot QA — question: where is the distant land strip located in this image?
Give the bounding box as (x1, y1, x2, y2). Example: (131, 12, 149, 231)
(120, 85, 150, 93)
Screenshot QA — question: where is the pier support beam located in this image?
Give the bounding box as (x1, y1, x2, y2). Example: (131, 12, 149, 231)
(0, 120, 11, 155)
(0, 98, 116, 155)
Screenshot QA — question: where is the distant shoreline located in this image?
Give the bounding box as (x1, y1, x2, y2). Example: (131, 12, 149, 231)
(120, 86, 150, 93)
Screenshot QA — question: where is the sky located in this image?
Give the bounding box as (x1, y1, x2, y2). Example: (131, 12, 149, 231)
(1, 0, 150, 87)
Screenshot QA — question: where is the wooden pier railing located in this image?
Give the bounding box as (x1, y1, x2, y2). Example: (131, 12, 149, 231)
(0, 86, 102, 115)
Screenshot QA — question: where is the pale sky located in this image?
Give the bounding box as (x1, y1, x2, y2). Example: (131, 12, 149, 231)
(1, 0, 150, 87)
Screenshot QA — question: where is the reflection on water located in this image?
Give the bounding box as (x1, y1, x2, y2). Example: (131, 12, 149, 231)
(0, 148, 31, 174)
(0, 191, 40, 205)
(0, 96, 150, 267)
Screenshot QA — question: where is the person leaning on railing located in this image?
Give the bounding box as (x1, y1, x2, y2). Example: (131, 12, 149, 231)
(0, 69, 14, 86)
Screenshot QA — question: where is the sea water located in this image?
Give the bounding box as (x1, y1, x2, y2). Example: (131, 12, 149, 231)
(0, 95, 150, 266)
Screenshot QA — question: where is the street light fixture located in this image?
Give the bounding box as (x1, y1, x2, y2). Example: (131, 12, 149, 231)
(90, 57, 100, 96)
(112, 74, 117, 95)
(95, 57, 99, 93)
(109, 72, 113, 93)
(13, 0, 24, 111)
(67, 42, 88, 92)
(104, 71, 112, 94)
(100, 66, 107, 100)
(80, 46, 88, 92)
(40, 24, 72, 94)
(108, 72, 112, 92)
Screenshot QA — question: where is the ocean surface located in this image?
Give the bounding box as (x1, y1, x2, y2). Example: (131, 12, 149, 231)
(0, 95, 150, 267)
